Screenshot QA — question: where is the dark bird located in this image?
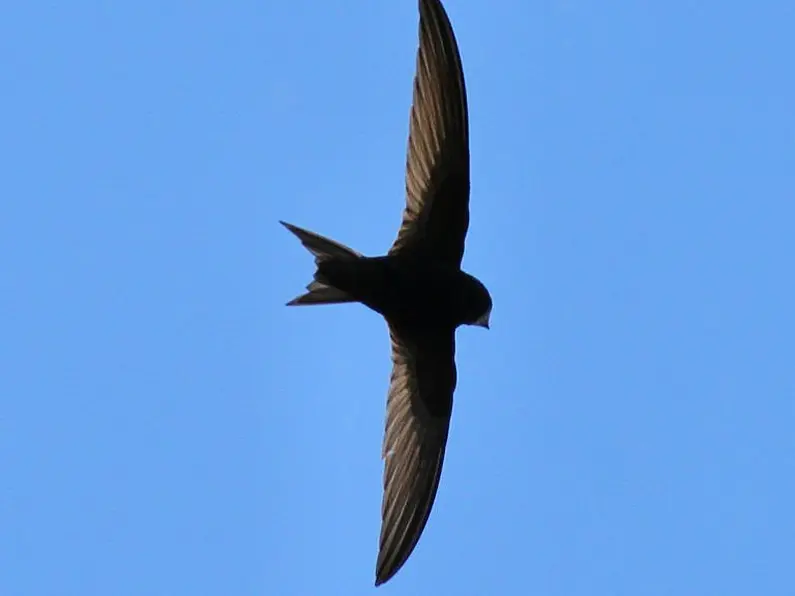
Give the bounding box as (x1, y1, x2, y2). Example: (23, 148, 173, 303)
(281, 0, 491, 585)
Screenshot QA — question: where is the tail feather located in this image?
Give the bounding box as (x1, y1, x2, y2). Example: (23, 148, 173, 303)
(280, 221, 361, 306)
(286, 280, 353, 306)
(280, 221, 362, 262)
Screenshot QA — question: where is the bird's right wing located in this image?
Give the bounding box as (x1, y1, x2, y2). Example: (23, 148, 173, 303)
(375, 324, 457, 585)
(388, 0, 471, 267)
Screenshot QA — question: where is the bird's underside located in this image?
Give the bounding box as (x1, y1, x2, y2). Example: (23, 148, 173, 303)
(319, 254, 481, 328)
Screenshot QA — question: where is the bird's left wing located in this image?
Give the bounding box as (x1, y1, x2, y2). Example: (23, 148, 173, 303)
(375, 323, 457, 585)
(389, 0, 470, 267)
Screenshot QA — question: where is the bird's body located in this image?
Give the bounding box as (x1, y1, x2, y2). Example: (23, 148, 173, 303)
(281, 0, 491, 586)
(322, 253, 488, 330)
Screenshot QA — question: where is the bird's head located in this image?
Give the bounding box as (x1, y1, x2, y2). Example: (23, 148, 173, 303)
(461, 274, 492, 330)
(473, 304, 491, 329)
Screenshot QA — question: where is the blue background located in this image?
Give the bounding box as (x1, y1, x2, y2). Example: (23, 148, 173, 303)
(3, 1, 794, 594)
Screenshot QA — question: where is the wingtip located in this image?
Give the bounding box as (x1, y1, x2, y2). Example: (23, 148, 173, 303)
(373, 553, 406, 587)
(374, 554, 400, 587)
(374, 570, 389, 587)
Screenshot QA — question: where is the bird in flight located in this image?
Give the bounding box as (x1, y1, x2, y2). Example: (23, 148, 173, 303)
(281, 0, 491, 585)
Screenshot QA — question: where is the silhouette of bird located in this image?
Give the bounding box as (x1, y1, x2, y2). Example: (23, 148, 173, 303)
(281, 0, 491, 585)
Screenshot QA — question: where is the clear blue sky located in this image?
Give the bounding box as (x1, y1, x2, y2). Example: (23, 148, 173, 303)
(3, 1, 794, 594)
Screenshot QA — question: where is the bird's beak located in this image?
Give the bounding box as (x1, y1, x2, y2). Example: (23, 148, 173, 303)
(474, 310, 491, 329)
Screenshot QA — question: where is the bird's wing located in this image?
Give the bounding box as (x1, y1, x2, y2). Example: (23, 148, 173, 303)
(389, 0, 470, 267)
(375, 323, 457, 585)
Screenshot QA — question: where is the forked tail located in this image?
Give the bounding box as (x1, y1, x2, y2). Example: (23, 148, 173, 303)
(280, 221, 363, 306)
